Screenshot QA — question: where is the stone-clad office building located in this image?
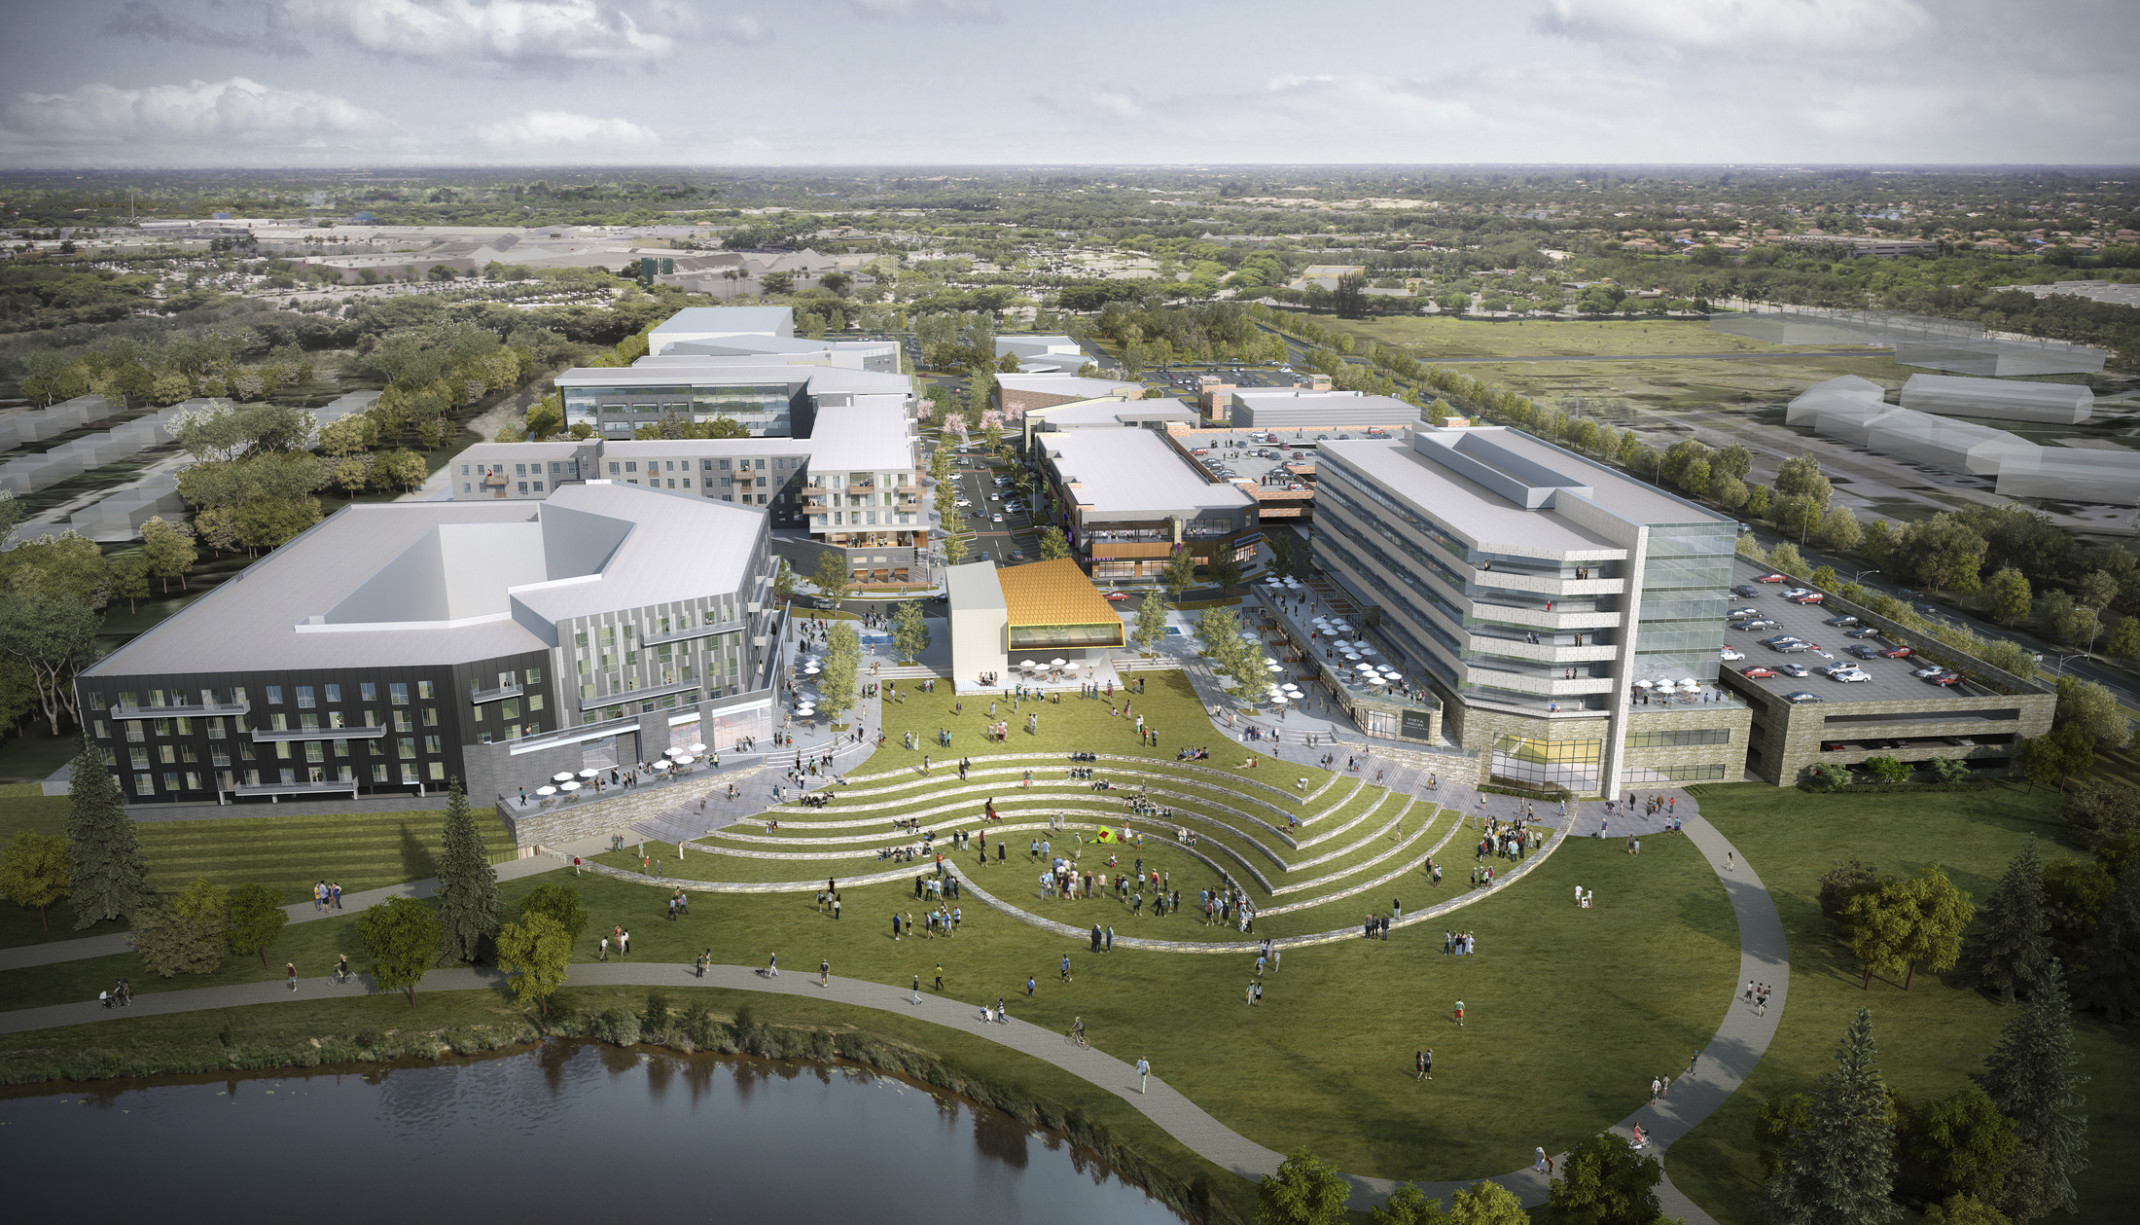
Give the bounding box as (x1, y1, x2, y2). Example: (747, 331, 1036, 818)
(77, 482, 784, 808)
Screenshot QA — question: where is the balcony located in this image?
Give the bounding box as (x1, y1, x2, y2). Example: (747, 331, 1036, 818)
(251, 725, 391, 743)
(1465, 633, 1619, 666)
(112, 699, 250, 720)
(896, 482, 924, 495)
(576, 677, 702, 712)
(470, 682, 524, 703)
(1463, 663, 1615, 698)
(846, 483, 877, 496)
(1467, 598, 1616, 632)
(234, 779, 362, 798)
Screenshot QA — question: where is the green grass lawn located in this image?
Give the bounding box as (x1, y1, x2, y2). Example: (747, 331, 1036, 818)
(0, 797, 515, 948)
(1666, 782, 2140, 1225)
(1, 828, 1735, 1184)
(1328, 316, 1861, 361)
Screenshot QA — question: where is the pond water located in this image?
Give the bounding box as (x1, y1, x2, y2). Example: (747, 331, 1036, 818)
(0, 1043, 1184, 1224)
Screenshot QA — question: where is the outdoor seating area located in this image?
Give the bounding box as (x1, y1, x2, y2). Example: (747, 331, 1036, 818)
(517, 743, 713, 810)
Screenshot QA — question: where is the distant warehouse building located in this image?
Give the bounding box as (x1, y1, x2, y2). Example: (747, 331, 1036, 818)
(1226, 388, 1417, 432)
(1899, 373, 2094, 424)
(76, 483, 783, 816)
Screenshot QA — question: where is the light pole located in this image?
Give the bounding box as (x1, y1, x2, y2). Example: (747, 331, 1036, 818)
(1851, 568, 1880, 587)
(2051, 653, 2085, 678)
(2082, 606, 2103, 662)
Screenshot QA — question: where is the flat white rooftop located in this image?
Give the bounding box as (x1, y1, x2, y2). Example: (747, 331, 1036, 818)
(1044, 428, 1254, 518)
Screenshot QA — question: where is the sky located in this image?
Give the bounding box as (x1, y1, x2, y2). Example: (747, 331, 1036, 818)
(0, 0, 2133, 168)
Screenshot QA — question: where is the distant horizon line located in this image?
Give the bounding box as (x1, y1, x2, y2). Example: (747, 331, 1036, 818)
(2, 161, 2136, 176)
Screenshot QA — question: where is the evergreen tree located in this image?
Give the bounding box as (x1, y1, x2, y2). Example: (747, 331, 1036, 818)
(2078, 857, 2140, 1020)
(434, 779, 500, 963)
(1767, 1006, 1901, 1225)
(1967, 843, 2054, 1003)
(63, 734, 149, 929)
(1978, 960, 2089, 1219)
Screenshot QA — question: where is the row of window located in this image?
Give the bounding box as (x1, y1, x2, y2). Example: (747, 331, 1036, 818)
(130, 761, 449, 797)
(1623, 727, 1733, 749)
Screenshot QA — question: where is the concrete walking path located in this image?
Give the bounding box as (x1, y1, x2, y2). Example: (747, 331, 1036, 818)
(0, 809, 1782, 1222)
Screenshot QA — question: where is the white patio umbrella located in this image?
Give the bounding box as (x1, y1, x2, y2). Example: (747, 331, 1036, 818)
(674, 755, 695, 765)
(1051, 658, 1068, 668)
(1021, 659, 1039, 670)
(1270, 693, 1289, 704)
(536, 785, 557, 797)
(552, 772, 576, 783)
(1383, 674, 1403, 684)
(577, 769, 599, 779)
(1632, 678, 1654, 689)
(559, 781, 581, 793)
(1064, 661, 1080, 671)
(1680, 676, 1701, 689)
(1265, 662, 1284, 672)
(664, 747, 684, 758)
(689, 743, 707, 754)
(651, 760, 670, 771)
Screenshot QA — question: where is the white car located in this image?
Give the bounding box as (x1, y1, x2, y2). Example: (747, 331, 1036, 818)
(1828, 668, 1871, 683)
(1720, 646, 1745, 661)
(954, 498, 972, 508)
(991, 513, 1004, 523)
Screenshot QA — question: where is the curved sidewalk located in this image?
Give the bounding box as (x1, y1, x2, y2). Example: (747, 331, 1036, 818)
(0, 810, 1782, 1221)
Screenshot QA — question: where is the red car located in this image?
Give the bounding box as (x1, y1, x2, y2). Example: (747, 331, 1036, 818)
(1104, 591, 1131, 601)
(1740, 665, 1778, 679)
(1928, 671, 1962, 686)
(1881, 646, 1913, 659)
(1754, 573, 1788, 583)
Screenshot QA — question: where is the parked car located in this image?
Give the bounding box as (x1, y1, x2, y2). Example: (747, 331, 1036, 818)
(1847, 627, 1882, 639)
(1824, 615, 1860, 627)
(1721, 646, 1745, 661)
(1742, 619, 1782, 632)
(1787, 592, 1826, 605)
(1740, 665, 1778, 679)
(1727, 606, 1762, 620)
(1829, 668, 1871, 684)
(1760, 634, 1804, 646)
(991, 513, 1004, 523)
(1104, 591, 1131, 602)
(1927, 672, 1963, 687)
(1911, 665, 1948, 679)
(1847, 645, 1883, 660)
(1881, 646, 1914, 659)
(1822, 741, 1849, 752)
(1732, 584, 1759, 598)
(1755, 573, 1788, 583)
(1779, 663, 1811, 677)
(1772, 641, 1812, 653)
(1945, 736, 1976, 747)
(1784, 691, 1825, 704)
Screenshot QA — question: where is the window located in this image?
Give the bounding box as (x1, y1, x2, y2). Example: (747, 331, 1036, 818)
(163, 772, 182, 793)
(625, 461, 638, 473)
(502, 699, 520, 720)
(266, 686, 284, 705)
(529, 694, 545, 712)
(417, 680, 435, 701)
(390, 683, 409, 706)
(428, 762, 446, 782)
(1624, 728, 1732, 749)
(422, 708, 438, 727)
(608, 462, 621, 475)
(361, 682, 378, 702)
(325, 684, 342, 704)
(574, 631, 589, 647)
(373, 764, 390, 783)
(135, 774, 155, 797)
(515, 463, 527, 477)
(398, 737, 417, 760)
(130, 748, 150, 770)
(296, 686, 315, 708)
(154, 718, 171, 737)
(424, 735, 443, 755)
(393, 710, 413, 733)
(526, 666, 543, 684)
(126, 720, 144, 743)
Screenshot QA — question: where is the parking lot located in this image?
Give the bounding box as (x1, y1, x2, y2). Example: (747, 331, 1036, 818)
(945, 439, 1041, 566)
(1724, 557, 1982, 703)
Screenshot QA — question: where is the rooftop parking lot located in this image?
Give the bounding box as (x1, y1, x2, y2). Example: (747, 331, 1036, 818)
(1724, 557, 1986, 703)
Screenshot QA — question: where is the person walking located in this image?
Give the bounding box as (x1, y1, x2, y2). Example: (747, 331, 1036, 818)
(286, 961, 298, 991)
(1689, 1048, 1702, 1076)
(820, 958, 830, 987)
(1661, 1074, 1671, 1099)
(912, 974, 923, 1004)
(1536, 1147, 1549, 1174)
(1421, 1047, 1432, 1080)
(1454, 999, 1465, 1028)
(766, 951, 777, 976)
(1135, 1056, 1150, 1094)
(934, 963, 944, 992)
(1650, 1076, 1661, 1103)
(620, 930, 630, 957)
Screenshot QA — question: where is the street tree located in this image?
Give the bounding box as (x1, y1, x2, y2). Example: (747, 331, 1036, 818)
(1821, 504, 1865, 553)
(1132, 593, 1170, 654)
(1039, 527, 1072, 561)
(64, 736, 149, 928)
(819, 622, 861, 719)
(0, 829, 69, 930)
(1977, 960, 2089, 1220)
(1210, 550, 1245, 591)
(1162, 545, 1198, 601)
(497, 912, 572, 1015)
(2052, 677, 2126, 748)
(814, 550, 853, 606)
(1255, 1148, 1349, 1225)
(358, 895, 442, 1006)
(1547, 1132, 1665, 1225)
(435, 779, 501, 963)
(1985, 568, 2033, 626)
(2104, 615, 2140, 660)
(891, 599, 931, 664)
(140, 516, 198, 592)
(1776, 454, 1834, 508)
(224, 881, 288, 968)
(1767, 1006, 1901, 1225)
(1967, 842, 2054, 1004)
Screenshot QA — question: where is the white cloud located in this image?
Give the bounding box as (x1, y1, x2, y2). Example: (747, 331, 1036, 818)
(1, 77, 393, 144)
(277, 0, 675, 71)
(474, 109, 658, 146)
(637, 0, 769, 43)
(1538, 0, 1932, 53)
(101, 1, 311, 57)
(849, 0, 998, 21)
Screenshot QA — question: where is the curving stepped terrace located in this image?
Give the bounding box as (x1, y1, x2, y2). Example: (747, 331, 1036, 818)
(599, 747, 1565, 950)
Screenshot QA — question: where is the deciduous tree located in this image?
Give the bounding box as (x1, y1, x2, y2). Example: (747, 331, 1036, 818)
(358, 895, 442, 1006)
(140, 517, 197, 592)
(1446, 1181, 1527, 1225)
(1162, 545, 1198, 601)
(1547, 1132, 1664, 1225)
(496, 912, 571, 1015)
(1039, 527, 1071, 561)
(225, 881, 287, 968)
(1904, 1083, 2018, 1207)
(814, 550, 852, 605)
(819, 622, 861, 719)
(516, 882, 589, 944)
(1255, 1148, 1349, 1225)
(0, 589, 102, 735)
(1132, 593, 1170, 654)
(1985, 568, 2033, 626)
(1367, 1184, 1450, 1224)
(891, 599, 931, 664)
(0, 829, 70, 930)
